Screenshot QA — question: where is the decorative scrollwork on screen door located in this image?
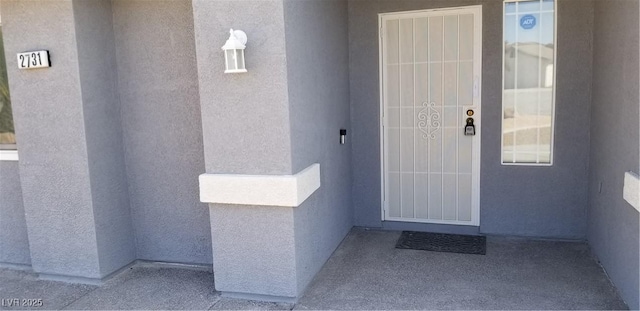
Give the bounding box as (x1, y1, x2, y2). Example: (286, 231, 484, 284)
(417, 101, 441, 140)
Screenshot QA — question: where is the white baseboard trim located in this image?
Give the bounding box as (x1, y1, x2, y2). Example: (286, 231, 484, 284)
(623, 171, 639, 212)
(199, 163, 320, 207)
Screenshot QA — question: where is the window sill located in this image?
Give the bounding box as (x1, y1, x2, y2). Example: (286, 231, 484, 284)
(0, 150, 18, 161)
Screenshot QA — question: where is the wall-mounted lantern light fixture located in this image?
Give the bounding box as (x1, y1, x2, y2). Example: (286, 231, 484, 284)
(222, 29, 247, 73)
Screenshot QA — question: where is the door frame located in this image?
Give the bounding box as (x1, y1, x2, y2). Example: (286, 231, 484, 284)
(378, 5, 483, 226)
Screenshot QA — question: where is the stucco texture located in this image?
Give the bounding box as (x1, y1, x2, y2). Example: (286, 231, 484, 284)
(73, 0, 136, 277)
(192, 0, 299, 298)
(284, 0, 353, 295)
(194, 0, 353, 298)
(0, 161, 30, 266)
(349, 0, 593, 239)
(112, 0, 211, 265)
(588, 0, 640, 308)
(209, 205, 298, 298)
(193, 0, 293, 176)
(3, 0, 104, 278)
(2, 0, 209, 277)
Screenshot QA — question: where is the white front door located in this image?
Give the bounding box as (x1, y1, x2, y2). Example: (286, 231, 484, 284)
(380, 6, 482, 226)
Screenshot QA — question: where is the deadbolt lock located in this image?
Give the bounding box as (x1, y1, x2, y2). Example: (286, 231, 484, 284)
(464, 118, 476, 136)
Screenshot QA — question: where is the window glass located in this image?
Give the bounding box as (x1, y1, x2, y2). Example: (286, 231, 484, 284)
(0, 25, 15, 150)
(502, 0, 555, 165)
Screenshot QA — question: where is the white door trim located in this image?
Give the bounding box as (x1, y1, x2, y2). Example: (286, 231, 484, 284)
(379, 5, 482, 226)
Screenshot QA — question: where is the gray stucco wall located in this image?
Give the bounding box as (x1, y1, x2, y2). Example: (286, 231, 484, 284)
(194, 0, 353, 299)
(349, 0, 593, 239)
(209, 205, 298, 298)
(283, 0, 353, 295)
(588, 0, 639, 308)
(73, 0, 136, 277)
(3, 0, 103, 278)
(112, 0, 211, 265)
(193, 1, 293, 176)
(192, 0, 300, 298)
(0, 161, 30, 266)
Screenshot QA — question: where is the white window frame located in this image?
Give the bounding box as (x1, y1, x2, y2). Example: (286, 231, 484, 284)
(500, 0, 557, 166)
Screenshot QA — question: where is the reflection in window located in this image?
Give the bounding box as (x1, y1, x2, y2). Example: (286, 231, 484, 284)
(0, 25, 15, 150)
(502, 0, 555, 165)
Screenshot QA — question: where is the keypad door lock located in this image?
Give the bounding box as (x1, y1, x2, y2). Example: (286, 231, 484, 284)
(464, 118, 476, 136)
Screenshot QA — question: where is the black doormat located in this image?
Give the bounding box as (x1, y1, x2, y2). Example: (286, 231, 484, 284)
(395, 231, 486, 255)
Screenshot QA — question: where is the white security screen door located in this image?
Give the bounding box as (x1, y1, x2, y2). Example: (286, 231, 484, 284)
(380, 6, 482, 226)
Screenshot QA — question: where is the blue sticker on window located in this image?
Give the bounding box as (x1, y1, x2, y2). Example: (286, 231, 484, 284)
(520, 15, 537, 30)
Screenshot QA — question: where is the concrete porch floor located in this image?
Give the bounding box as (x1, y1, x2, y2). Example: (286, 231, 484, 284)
(0, 229, 628, 310)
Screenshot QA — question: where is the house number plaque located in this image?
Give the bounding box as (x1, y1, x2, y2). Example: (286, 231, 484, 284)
(17, 50, 50, 69)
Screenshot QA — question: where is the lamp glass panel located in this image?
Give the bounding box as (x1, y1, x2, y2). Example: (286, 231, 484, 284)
(237, 50, 245, 70)
(225, 50, 236, 71)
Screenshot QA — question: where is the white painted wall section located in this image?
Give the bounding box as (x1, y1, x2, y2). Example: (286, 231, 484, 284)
(623, 171, 640, 212)
(199, 163, 321, 207)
